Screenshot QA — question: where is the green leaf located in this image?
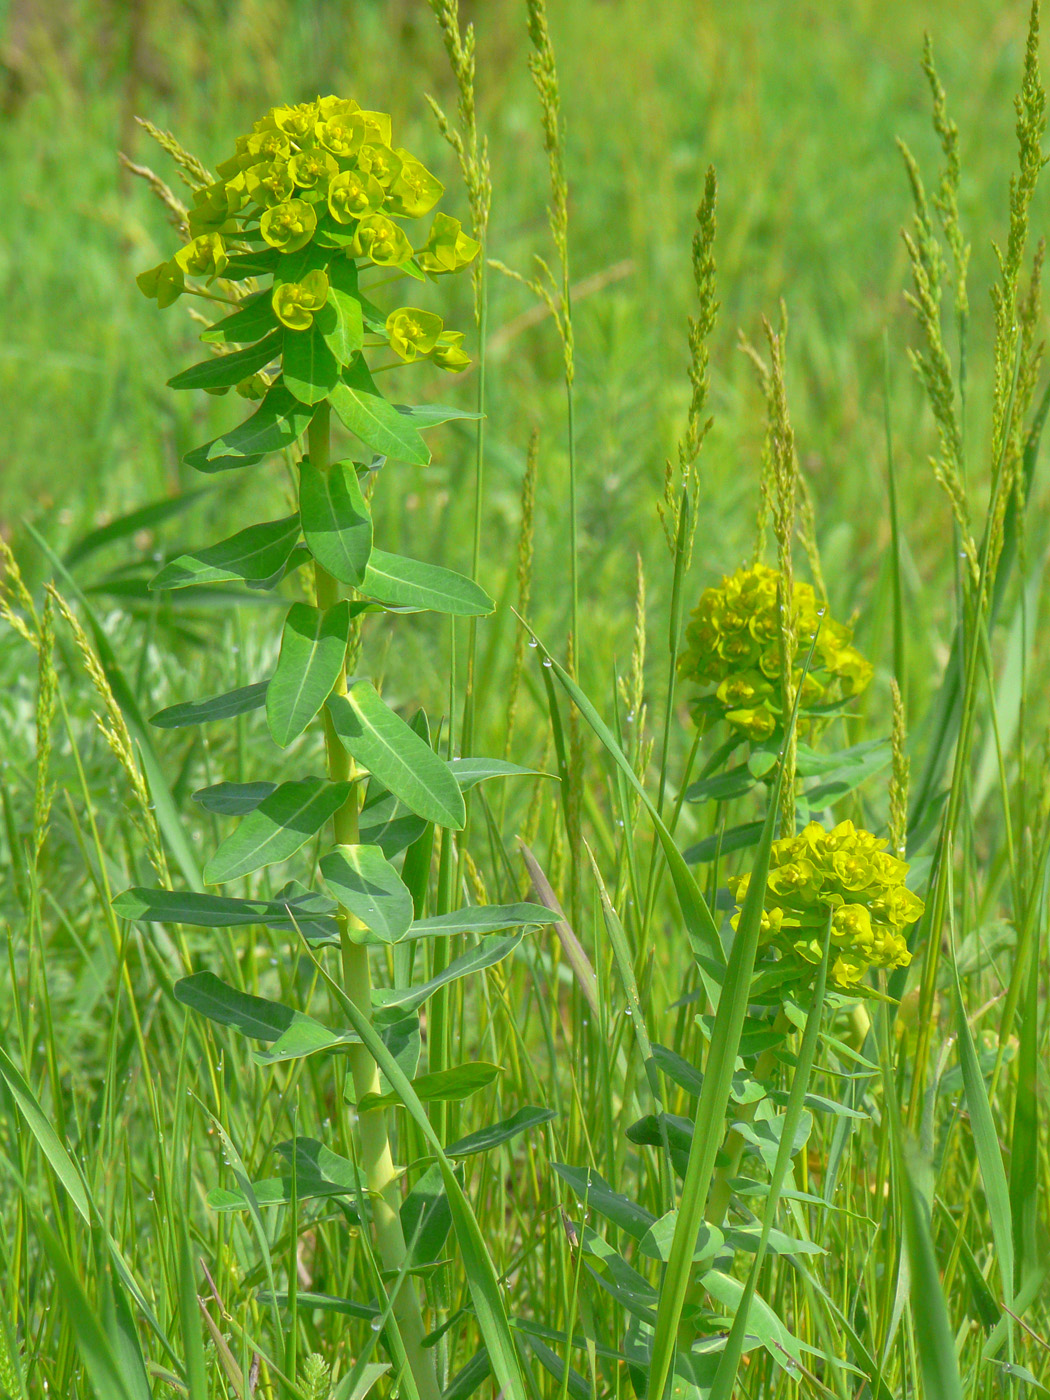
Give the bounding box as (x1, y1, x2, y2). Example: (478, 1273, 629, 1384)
(686, 764, 759, 804)
(174, 972, 358, 1063)
(401, 1164, 453, 1270)
(168, 330, 283, 391)
(358, 1061, 501, 1113)
(401, 903, 553, 940)
(204, 776, 355, 884)
(208, 1138, 365, 1212)
(638, 1211, 723, 1264)
(150, 680, 268, 729)
(393, 402, 484, 428)
(184, 384, 312, 473)
(330, 356, 430, 465)
(898, 1141, 965, 1400)
(321, 286, 365, 364)
(320, 843, 413, 943)
(222, 249, 280, 281)
(449, 757, 542, 790)
(362, 549, 494, 616)
(149, 514, 300, 590)
(372, 933, 523, 1020)
(327, 682, 465, 828)
(445, 1106, 557, 1160)
(299, 457, 373, 585)
(192, 781, 277, 815)
(684, 820, 764, 864)
(551, 1163, 656, 1241)
(64, 489, 207, 568)
(200, 289, 276, 345)
(282, 321, 339, 404)
(804, 739, 891, 806)
(266, 601, 351, 747)
(113, 885, 338, 941)
(359, 782, 427, 856)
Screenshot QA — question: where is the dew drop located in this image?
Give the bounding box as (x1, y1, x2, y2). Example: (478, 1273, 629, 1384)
(542, 657, 553, 668)
(370, 1317, 383, 1331)
(528, 638, 538, 648)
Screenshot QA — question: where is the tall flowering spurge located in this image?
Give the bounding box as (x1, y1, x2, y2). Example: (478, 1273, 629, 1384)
(119, 97, 549, 1397)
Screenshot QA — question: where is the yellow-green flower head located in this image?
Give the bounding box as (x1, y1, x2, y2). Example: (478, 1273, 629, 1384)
(272, 269, 329, 331)
(352, 213, 412, 266)
(729, 819, 920, 990)
(260, 199, 318, 253)
(270, 102, 319, 140)
(679, 563, 873, 740)
(328, 168, 386, 224)
(288, 148, 338, 192)
(245, 160, 295, 209)
(386, 151, 444, 219)
(430, 330, 471, 373)
(245, 129, 292, 164)
(386, 307, 444, 362)
(316, 114, 365, 160)
(416, 212, 480, 274)
(359, 144, 403, 190)
(174, 233, 228, 279)
(136, 259, 185, 309)
(188, 180, 243, 236)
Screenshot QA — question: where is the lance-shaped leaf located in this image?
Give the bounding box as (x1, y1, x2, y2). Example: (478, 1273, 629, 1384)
(357, 1061, 501, 1114)
(113, 885, 338, 941)
(330, 357, 429, 466)
(445, 1106, 557, 1160)
(299, 457, 372, 585)
(358, 782, 427, 857)
(204, 776, 354, 884)
(200, 289, 277, 345)
(320, 287, 364, 365)
(149, 514, 301, 591)
(184, 384, 312, 473)
(209, 1138, 365, 1212)
(266, 601, 351, 748)
(402, 903, 553, 940)
(192, 781, 277, 815)
(362, 549, 493, 617)
(320, 844, 413, 943)
(174, 972, 358, 1064)
(393, 402, 484, 428)
(327, 682, 465, 828)
(150, 680, 269, 729)
(372, 933, 522, 1021)
(221, 248, 280, 280)
(449, 757, 543, 790)
(167, 329, 283, 391)
(282, 322, 339, 405)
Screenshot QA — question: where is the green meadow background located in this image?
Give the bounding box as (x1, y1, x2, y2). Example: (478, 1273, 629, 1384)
(1, 0, 1048, 1392)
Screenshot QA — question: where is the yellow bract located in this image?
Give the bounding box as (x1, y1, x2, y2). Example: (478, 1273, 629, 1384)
(729, 819, 921, 990)
(174, 233, 228, 279)
(328, 169, 385, 224)
(260, 199, 318, 253)
(352, 214, 412, 266)
(386, 307, 444, 362)
(416, 212, 480, 273)
(272, 270, 329, 331)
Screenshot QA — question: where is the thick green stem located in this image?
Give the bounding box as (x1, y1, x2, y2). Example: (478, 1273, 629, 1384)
(309, 404, 441, 1400)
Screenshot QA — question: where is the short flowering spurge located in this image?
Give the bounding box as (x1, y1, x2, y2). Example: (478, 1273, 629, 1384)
(729, 819, 922, 989)
(137, 95, 478, 395)
(678, 563, 872, 741)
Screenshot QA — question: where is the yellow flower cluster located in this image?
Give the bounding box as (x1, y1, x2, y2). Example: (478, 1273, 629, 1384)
(729, 819, 921, 989)
(137, 96, 477, 374)
(678, 564, 872, 741)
